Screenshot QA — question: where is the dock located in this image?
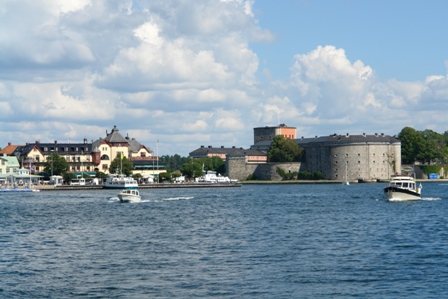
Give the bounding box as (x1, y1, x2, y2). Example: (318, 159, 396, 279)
(35, 182, 242, 191)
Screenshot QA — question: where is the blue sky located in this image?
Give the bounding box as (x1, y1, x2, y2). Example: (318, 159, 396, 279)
(1, 0, 447, 156)
(253, 0, 448, 81)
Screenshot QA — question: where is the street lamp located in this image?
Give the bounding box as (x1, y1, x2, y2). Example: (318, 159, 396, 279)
(51, 150, 54, 177)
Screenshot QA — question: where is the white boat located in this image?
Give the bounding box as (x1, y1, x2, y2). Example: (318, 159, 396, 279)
(342, 163, 350, 185)
(117, 189, 141, 203)
(104, 174, 138, 189)
(384, 176, 422, 201)
(195, 171, 232, 183)
(0, 185, 41, 192)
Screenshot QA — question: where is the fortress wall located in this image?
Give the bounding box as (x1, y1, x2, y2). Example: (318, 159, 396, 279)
(227, 156, 301, 181)
(305, 143, 398, 180)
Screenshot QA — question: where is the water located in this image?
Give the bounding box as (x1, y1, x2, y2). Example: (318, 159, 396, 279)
(1, 182, 448, 298)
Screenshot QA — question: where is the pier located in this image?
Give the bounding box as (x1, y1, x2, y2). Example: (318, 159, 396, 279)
(35, 182, 242, 191)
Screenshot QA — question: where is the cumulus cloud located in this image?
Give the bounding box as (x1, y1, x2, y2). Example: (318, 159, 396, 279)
(1, 0, 448, 155)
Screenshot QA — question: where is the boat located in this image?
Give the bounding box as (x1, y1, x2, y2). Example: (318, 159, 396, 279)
(384, 176, 422, 201)
(195, 171, 233, 183)
(117, 189, 141, 203)
(342, 163, 350, 185)
(104, 174, 138, 189)
(0, 184, 41, 192)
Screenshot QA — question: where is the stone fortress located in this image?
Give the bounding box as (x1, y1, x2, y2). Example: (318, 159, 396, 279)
(223, 124, 401, 181)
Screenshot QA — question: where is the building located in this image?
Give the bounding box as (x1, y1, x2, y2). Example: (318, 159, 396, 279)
(297, 133, 401, 181)
(3, 125, 164, 180)
(92, 125, 164, 179)
(253, 124, 296, 144)
(250, 125, 401, 181)
(0, 154, 20, 175)
(12, 139, 98, 175)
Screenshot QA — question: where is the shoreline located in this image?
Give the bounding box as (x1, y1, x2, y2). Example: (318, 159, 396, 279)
(6, 178, 447, 192)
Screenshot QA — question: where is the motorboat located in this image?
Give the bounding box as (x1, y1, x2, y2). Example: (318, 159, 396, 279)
(384, 176, 422, 201)
(104, 174, 138, 189)
(117, 189, 141, 203)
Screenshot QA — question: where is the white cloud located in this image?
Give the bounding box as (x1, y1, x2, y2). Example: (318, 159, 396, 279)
(1, 1, 448, 155)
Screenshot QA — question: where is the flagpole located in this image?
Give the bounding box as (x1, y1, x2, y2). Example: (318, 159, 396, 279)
(156, 140, 159, 183)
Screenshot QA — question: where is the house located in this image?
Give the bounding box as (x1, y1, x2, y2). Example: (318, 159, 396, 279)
(92, 125, 165, 178)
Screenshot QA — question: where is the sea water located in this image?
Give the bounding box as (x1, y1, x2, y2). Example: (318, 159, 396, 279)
(1, 182, 448, 298)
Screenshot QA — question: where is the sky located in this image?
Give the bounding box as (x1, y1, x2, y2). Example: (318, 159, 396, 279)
(1, 0, 448, 156)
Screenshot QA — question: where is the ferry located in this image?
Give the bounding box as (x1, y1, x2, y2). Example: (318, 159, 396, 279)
(104, 174, 138, 189)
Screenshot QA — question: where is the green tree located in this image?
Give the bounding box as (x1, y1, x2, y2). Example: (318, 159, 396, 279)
(44, 153, 69, 175)
(268, 135, 303, 162)
(180, 158, 203, 179)
(158, 172, 172, 182)
(158, 154, 188, 172)
(63, 172, 77, 184)
(109, 155, 134, 176)
(197, 156, 226, 174)
(398, 127, 426, 164)
(171, 170, 182, 178)
(96, 172, 108, 179)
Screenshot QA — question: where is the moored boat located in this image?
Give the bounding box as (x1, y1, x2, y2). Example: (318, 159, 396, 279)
(384, 176, 422, 201)
(117, 189, 141, 203)
(104, 174, 138, 189)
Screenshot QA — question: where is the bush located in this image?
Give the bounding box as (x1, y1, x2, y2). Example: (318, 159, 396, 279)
(298, 171, 325, 180)
(276, 167, 298, 180)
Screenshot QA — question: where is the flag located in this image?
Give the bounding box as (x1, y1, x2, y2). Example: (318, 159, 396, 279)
(120, 153, 124, 159)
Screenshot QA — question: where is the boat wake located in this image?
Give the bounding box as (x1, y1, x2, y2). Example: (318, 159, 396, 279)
(108, 196, 194, 203)
(421, 197, 442, 201)
(160, 196, 194, 201)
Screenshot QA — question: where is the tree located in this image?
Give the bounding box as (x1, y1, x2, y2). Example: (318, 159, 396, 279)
(268, 135, 303, 162)
(158, 154, 188, 172)
(109, 155, 134, 176)
(180, 158, 203, 179)
(398, 127, 425, 164)
(158, 172, 172, 182)
(197, 156, 226, 174)
(44, 153, 69, 175)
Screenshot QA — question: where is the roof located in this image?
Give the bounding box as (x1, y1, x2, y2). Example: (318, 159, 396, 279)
(251, 133, 400, 150)
(104, 125, 128, 144)
(127, 136, 144, 153)
(0, 154, 20, 167)
(13, 142, 93, 156)
(0, 143, 19, 155)
(253, 123, 296, 129)
(296, 133, 401, 146)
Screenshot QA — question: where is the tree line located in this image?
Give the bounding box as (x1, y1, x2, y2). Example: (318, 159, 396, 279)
(398, 127, 448, 164)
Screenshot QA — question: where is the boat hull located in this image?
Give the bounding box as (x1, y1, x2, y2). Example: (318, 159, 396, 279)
(384, 187, 420, 201)
(117, 189, 141, 203)
(0, 188, 41, 192)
